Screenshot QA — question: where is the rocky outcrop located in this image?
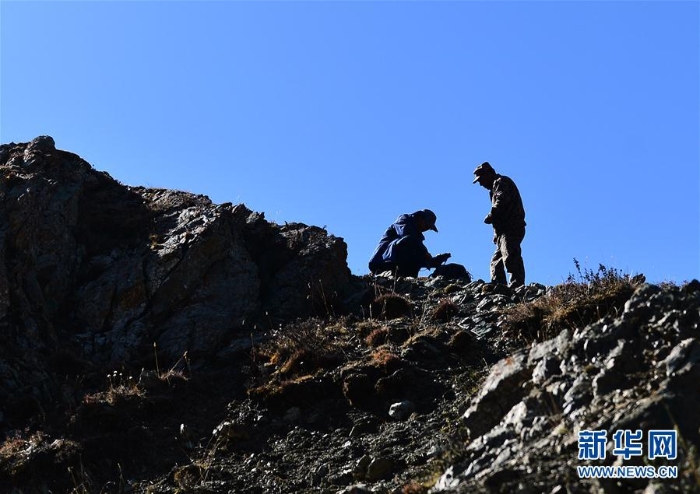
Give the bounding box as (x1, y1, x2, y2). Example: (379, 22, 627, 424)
(0, 136, 350, 426)
(432, 281, 700, 493)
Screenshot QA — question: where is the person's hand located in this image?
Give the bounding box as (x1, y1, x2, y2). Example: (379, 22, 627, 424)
(484, 214, 492, 224)
(431, 253, 451, 267)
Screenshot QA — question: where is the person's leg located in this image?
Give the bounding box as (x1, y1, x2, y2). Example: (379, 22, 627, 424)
(370, 261, 397, 275)
(490, 235, 507, 285)
(395, 263, 420, 278)
(503, 228, 525, 287)
(393, 235, 424, 277)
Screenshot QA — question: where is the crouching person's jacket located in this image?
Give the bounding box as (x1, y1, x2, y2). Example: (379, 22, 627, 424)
(368, 213, 429, 276)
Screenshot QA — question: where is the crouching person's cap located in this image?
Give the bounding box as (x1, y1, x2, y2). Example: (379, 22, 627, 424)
(415, 209, 438, 232)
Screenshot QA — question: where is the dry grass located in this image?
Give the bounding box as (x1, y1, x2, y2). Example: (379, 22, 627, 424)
(81, 363, 189, 407)
(432, 299, 458, 322)
(401, 482, 429, 493)
(254, 319, 349, 379)
(365, 327, 389, 347)
(0, 431, 80, 482)
(0, 432, 47, 473)
(0, 435, 29, 460)
(81, 371, 144, 406)
(371, 348, 401, 369)
(370, 293, 413, 320)
(504, 260, 644, 343)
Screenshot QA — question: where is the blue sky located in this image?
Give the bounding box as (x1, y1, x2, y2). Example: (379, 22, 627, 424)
(1, 1, 698, 284)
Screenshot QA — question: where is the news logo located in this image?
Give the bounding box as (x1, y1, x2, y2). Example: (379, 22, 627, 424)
(648, 430, 677, 460)
(577, 430, 607, 460)
(577, 429, 679, 480)
(612, 429, 644, 460)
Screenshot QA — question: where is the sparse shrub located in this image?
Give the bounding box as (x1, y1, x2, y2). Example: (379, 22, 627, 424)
(432, 299, 458, 322)
(504, 259, 644, 343)
(80, 365, 186, 406)
(278, 348, 316, 375)
(448, 330, 474, 352)
(1, 432, 83, 490)
(356, 320, 383, 339)
(0, 431, 47, 466)
(401, 482, 429, 494)
(248, 374, 338, 410)
(173, 463, 203, 489)
(371, 348, 401, 369)
(365, 327, 389, 347)
(254, 319, 347, 379)
(87, 371, 144, 405)
(371, 293, 412, 320)
(0, 435, 26, 460)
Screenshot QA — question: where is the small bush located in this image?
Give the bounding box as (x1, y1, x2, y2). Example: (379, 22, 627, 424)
(371, 348, 401, 369)
(0, 433, 35, 461)
(370, 294, 412, 320)
(505, 260, 643, 343)
(255, 319, 347, 378)
(432, 299, 458, 322)
(365, 327, 389, 347)
(401, 482, 429, 494)
(82, 371, 144, 406)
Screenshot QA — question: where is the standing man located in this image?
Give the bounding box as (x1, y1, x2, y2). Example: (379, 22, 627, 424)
(368, 209, 451, 278)
(472, 162, 526, 287)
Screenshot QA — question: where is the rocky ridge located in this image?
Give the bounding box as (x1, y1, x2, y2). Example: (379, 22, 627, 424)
(0, 137, 698, 493)
(0, 136, 350, 416)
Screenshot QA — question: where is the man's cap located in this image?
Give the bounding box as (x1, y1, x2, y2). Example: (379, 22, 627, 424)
(472, 161, 495, 183)
(415, 209, 438, 232)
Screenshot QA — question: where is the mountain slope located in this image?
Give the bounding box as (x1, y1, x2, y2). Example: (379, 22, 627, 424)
(0, 137, 698, 494)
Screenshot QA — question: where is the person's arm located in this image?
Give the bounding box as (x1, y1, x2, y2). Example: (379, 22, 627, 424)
(426, 252, 451, 268)
(487, 177, 514, 225)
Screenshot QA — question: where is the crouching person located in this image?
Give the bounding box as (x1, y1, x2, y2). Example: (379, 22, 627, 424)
(368, 209, 450, 278)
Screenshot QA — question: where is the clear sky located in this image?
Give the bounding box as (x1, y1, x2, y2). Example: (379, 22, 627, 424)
(1, 1, 698, 284)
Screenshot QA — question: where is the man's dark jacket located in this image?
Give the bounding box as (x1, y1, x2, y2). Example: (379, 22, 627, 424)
(489, 174, 526, 234)
(368, 213, 429, 275)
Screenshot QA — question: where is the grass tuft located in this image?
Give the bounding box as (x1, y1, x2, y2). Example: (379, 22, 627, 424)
(432, 299, 458, 322)
(371, 294, 413, 320)
(254, 319, 348, 379)
(365, 327, 389, 347)
(371, 348, 402, 369)
(504, 260, 644, 343)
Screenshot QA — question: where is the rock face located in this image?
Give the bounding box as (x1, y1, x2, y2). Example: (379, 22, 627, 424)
(432, 281, 700, 493)
(0, 137, 350, 423)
